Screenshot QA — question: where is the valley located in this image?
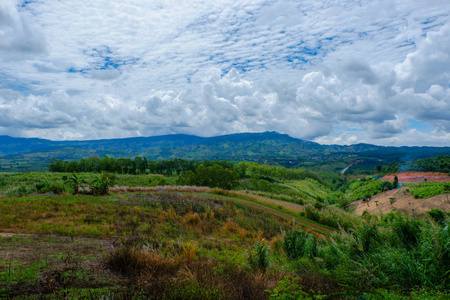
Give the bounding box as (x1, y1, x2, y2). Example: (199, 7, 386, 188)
(0, 134, 449, 299)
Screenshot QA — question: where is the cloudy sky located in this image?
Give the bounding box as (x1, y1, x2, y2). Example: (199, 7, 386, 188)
(0, 0, 449, 146)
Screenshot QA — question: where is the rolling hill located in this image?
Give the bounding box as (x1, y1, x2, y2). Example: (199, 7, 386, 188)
(1, 131, 450, 172)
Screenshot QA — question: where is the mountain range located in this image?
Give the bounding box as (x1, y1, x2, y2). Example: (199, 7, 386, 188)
(1, 132, 449, 172)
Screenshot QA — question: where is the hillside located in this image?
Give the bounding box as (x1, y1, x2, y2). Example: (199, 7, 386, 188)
(351, 187, 450, 216)
(1, 169, 449, 299)
(1, 132, 450, 172)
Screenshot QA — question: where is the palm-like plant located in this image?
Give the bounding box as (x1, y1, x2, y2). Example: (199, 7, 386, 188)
(90, 172, 114, 196)
(65, 173, 87, 195)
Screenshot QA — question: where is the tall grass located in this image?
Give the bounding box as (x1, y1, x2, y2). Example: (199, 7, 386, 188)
(272, 213, 450, 294)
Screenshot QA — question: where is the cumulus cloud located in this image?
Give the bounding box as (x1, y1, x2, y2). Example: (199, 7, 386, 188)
(0, 0, 46, 54)
(395, 25, 450, 93)
(0, 0, 449, 146)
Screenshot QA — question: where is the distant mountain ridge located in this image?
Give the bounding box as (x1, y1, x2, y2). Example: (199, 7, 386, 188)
(0, 132, 318, 156)
(1, 132, 449, 172)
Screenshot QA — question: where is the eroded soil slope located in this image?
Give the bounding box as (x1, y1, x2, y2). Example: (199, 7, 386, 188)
(382, 172, 450, 183)
(351, 187, 450, 216)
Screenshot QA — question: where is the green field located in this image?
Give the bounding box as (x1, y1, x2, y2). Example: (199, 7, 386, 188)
(0, 166, 449, 299)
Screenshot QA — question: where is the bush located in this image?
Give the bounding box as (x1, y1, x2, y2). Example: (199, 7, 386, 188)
(390, 214, 422, 248)
(267, 277, 311, 299)
(90, 172, 115, 195)
(248, 241, 270, 272)
(35, 181, 53, 193)
(282, 230, 317, 260)
(106, 246, 180, 277)
(428, 208, 448, 225)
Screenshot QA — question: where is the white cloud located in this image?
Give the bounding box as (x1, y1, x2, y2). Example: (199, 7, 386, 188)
(0, 0, 46, 54)
(90, 68, 121, 81)
(0, 0, 449, 146)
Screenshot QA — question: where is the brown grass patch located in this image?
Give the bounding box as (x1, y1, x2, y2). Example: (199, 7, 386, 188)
(111, 186, 215, 193)
(105, 245, 278, 299)
(221, 219, 241, 234)
(382, 171, 450, 183)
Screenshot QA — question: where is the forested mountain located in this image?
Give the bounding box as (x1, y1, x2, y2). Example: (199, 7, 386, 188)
(1, 132, 449, 172)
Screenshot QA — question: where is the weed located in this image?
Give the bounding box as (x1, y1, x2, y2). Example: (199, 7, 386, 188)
(106, 245, 181, 278)
(248, 240, 270, 272)
(181, 241, 197, 264)
(266, 276, 312, 299)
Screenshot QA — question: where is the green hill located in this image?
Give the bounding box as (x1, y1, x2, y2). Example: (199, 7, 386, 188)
(1, 132, 450, 172)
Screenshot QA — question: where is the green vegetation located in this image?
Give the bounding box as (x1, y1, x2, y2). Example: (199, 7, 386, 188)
(2, 189, 447, 299)
(2, 132, 450, 173)
(406, 156, 450, 174)
(410, 181, 450, 199)
(49, 156, 238, 176)
(177, 164, 240, 189)
(321, 176, 399, 210)
(0, 154, 449, 299)
(286, 178, 331, 200)
(374, 156, 450, 175)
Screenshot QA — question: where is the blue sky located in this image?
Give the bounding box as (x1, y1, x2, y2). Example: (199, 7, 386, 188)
(0, 0, 449, 146)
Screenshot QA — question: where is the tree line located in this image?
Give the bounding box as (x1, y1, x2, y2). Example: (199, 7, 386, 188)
(48, 157, 234, 176)
(376, 155, 450, 174)
(48, 156, 327, 190)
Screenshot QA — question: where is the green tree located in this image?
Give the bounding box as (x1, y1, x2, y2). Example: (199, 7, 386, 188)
(177, 164, 239, 189)
(393, 175, 399, 188)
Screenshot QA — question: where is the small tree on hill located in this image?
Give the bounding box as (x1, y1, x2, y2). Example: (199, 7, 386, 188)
(389, 197, 396, 206)
(393, 175, 399, 188)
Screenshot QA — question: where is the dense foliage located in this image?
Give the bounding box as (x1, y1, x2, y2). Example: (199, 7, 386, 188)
(48, 157, 235, 176)
(410, 181, 450, 199)
(406, 156, 450, 173)
(375, 156, 450, 175)
(277, 213, 450, 295)
(177, 164, 240, 189)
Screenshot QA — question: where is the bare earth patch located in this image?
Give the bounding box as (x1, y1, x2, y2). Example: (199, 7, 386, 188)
(350, 187, 450, 216)
(382, 171, 450, 183)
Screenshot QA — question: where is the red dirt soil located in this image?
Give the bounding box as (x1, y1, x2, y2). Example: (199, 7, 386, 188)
(382, 171, 450, 183)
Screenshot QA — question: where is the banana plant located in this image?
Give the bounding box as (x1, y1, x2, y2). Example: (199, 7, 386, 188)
(65, 173, 87, 195)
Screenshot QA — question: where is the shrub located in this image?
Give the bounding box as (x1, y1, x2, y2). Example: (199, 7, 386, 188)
(390, 214, 422, 248)
(356, 224, 380, 253)
(282, 230, 317, 260)
(428, 208, 448, 225)
(248, 241, 270, 272)
(35, 181, 53, 193)
(90, 172, 115, 195)
(106, 246, 180, 277)
(267, 276, 311, 299)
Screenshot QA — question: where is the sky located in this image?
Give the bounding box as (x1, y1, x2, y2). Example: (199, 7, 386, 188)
(0, 0, 449, 146)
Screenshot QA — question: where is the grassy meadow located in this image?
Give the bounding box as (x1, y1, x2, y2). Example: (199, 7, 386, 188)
(0, 165, 449, 299)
